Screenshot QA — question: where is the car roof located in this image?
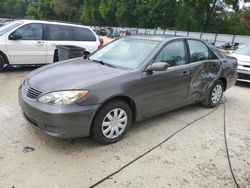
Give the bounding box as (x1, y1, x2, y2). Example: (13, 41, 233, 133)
(127, 35, 189, 42)
(16, 19, 92, 29)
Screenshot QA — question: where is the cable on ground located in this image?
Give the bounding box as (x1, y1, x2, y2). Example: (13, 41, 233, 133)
(89, 106, 218, 187)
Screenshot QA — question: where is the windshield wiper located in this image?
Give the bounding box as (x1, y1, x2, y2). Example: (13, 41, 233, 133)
(90, 59, 117, 68)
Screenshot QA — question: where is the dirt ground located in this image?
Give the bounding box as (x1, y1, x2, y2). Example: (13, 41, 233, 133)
(0, 68, 249, 188)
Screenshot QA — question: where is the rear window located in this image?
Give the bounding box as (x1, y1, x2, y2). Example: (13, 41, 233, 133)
(46, 24, 73, 41)
(73, 27, 96, 41)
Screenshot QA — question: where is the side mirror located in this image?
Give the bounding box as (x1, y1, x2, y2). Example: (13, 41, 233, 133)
(9, 33, 22, 40)
(147, 62, 169, 72)
(83, 51, 90, 59)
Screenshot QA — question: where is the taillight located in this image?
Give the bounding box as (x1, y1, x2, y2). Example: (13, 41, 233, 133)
(98, 38, 104, 49)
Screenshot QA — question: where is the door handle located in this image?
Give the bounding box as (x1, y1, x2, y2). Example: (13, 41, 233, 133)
(37, 41, 44, 46)
(180, 71, 189, 77)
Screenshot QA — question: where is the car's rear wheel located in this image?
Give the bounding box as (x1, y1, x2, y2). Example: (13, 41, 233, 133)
(91, 100, 132, 144)
(0, 55, 5, 72)
(202, 80, 224, 108)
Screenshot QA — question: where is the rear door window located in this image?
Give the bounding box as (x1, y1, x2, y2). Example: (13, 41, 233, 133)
(187, 40, 217, 63)
(73, 27, 96, 41)
(46, 24, 73, 41)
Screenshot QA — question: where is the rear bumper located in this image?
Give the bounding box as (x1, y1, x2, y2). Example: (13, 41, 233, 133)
(18, 85, 99, 138)
(237, 66, 250, 83)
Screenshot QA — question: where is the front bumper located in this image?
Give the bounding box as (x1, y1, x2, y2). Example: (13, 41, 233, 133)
(18, 85, 99, 138)
(237, 66, 250, 83)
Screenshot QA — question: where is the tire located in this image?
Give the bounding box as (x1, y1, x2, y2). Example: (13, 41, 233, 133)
(0, 55, 5, 72)
(91, 100, 132, 144)
(202, 80, 224, 108)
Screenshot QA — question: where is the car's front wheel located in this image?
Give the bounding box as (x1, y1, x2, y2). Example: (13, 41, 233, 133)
(202, 80, 224, 107)
(91, 100, 132, 144)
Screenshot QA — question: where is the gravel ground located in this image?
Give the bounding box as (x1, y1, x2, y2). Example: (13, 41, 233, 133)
(0, 68, 249, 188)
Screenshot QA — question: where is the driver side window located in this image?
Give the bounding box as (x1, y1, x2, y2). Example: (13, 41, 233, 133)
(154, 41, 186, 67)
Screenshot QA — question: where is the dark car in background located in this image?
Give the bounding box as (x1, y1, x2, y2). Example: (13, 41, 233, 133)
(19, 36, 237, 144)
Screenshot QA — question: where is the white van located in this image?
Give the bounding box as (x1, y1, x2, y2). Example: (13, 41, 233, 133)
(0, 20, 101, 71)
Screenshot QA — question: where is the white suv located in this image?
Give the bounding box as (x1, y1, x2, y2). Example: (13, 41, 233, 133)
(0, 20, 101, 71)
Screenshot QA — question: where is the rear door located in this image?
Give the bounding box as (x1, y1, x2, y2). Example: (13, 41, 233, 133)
(186, 39, 221, 103)
(45, 24, 74, 63)
(140, 40, 191, 118)
(6, 23, 46, 64)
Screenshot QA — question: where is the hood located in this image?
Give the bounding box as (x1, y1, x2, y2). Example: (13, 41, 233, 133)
(26, 58, 127, 92)
(230, 53, 250, 65)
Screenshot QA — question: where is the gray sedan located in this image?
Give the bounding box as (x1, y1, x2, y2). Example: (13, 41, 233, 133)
(19, 36, 238, 144)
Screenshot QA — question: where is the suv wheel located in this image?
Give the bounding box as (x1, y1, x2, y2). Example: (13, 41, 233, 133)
(202, 80, 224, 108)
(0, 55, 5, 72)
(91, 100, 132, 144)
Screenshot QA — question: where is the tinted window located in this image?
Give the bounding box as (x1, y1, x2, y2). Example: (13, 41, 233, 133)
(154, 41, 186, 67)
(73, 27, 96, 41)
(14, 23, 42, 40)
(188, 40, 217, 62)
(47, 24, 73, 41)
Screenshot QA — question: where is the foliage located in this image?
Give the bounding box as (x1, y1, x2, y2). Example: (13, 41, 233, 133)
(1, 0, 250, 35)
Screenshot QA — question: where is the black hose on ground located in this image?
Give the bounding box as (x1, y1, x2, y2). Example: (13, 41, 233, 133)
(222, 96, 240, 188)
(89, 96, 240, 188)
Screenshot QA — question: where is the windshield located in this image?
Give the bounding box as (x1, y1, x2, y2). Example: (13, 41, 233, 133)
(0, 21, 23, 36)
(89, 38, 160, 69)
(233, 45, 250, 56)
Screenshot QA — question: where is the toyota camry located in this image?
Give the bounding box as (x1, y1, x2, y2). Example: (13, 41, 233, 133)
(19, 36, 238, 144)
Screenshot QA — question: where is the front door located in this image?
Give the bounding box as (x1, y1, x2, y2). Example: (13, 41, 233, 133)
(7, 23, 46, 65)
(140, 40, 191, 118)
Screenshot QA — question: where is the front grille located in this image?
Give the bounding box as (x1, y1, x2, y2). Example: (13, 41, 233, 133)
(27, 87, 43, 99)
(238, 73, 250, 81)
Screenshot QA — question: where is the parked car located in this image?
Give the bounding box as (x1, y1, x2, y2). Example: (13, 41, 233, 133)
(19, 36, 237, 144)
(0, 20, 101, 71)
(230, 43, 250, 83)
(95, 27, 108, 36)
(218, 42, 240, 54)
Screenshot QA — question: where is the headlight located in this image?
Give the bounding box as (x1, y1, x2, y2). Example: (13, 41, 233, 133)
(38, 90, 88, 105)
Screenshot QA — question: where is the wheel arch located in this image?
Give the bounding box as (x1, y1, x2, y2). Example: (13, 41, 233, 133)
(219, 77, 227, 91)
(0, 50, 9, 64)
(92, 95, 137, 124)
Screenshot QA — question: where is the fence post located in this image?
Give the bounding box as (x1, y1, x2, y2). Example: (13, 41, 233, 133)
(214, 33, 218, 44)
(200, 33, 203, 39)
(232, 35, 236, 44)
(187, 31, 189, 37)
(175, 30, 177, 36)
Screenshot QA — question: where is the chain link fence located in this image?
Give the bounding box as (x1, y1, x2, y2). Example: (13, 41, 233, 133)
(90, 26, 250, 47)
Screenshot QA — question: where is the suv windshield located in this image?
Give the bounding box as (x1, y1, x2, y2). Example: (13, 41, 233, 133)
(89, 38, 160, 69)
(0, 21, 23, 36)
(233, 45, 250, 56)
